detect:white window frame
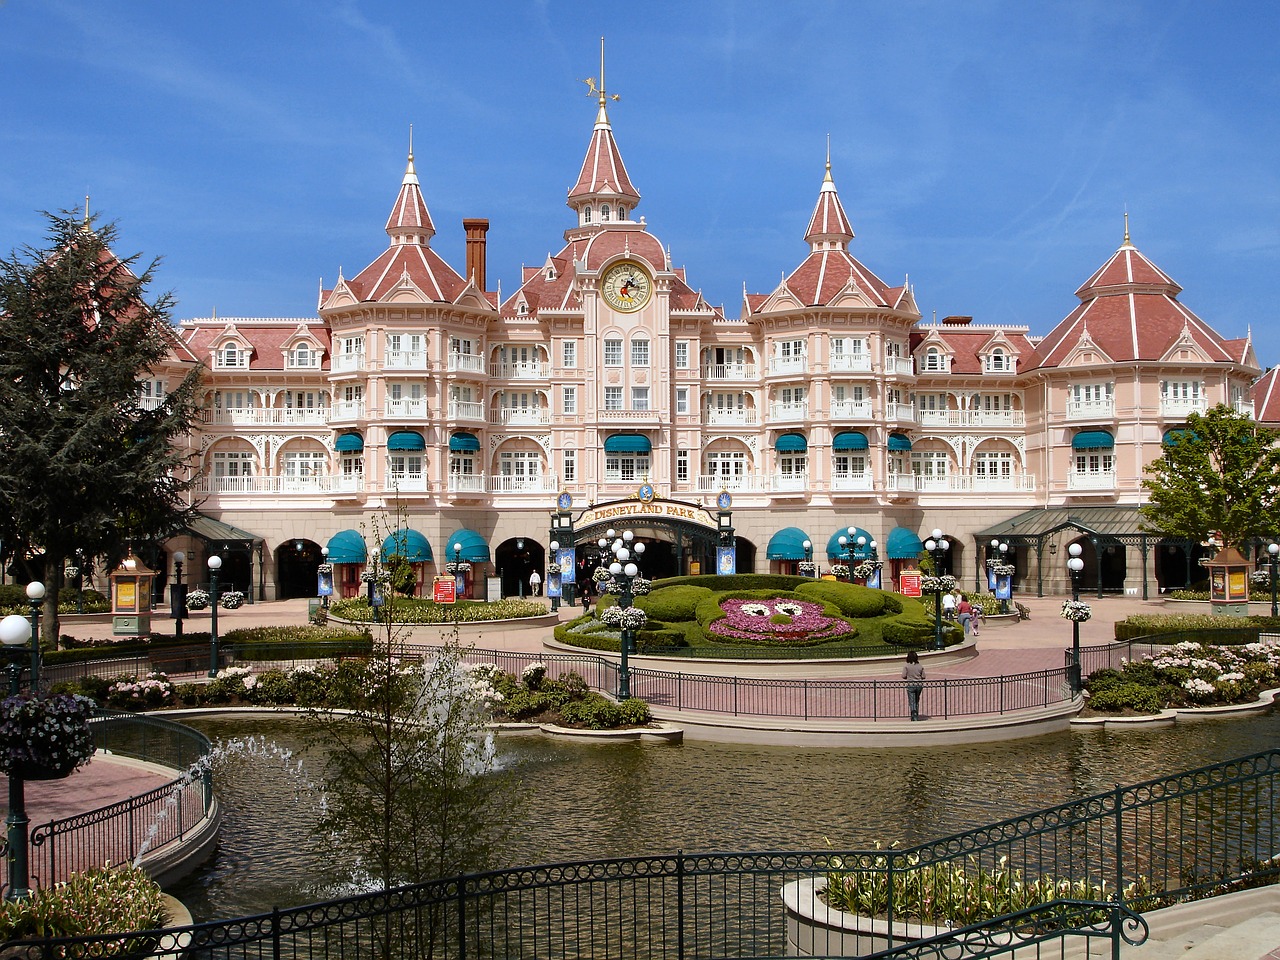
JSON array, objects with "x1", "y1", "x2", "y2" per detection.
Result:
[{"x1": 604, "y1": 338, "x2": 623, "y2": 367}]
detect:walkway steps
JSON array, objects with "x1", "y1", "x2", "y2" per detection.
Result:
[{"x1": 1109, "y1": 886, "x2": 1280, "y2": 959}]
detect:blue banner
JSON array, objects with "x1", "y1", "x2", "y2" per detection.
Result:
[
  {"x1": 717, "y1": 546, "x2": 737, "y2": 575},
  {"x1": 995, "y1": 574, "x2": 1012, "y2": 601},
  {"x1": 317, "y1": 570, "x2": 333, "y2": 597},
  {"x1": 547, "y1": 573, "x2": 562, "y2": 598},
  {"x1": 987, "y1": 568, "x2": 997, "y2": 591},
  {"x1": 557, "y1": 548, "x2": 576, "y2": 583},
  {"x1": 867, "y1": 568, "x2": 882, "y2": 590}
]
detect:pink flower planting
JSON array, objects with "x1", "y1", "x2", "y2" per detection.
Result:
[{"x1": 708, "y1": 597, "x2": 849, "y2": 644}]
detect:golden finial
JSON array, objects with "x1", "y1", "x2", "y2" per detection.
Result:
[
  {"x1": 408, "y1": 123, "x2": 414, "y2": 162},
  {"x1": 584, "y1": 38, "x2": 620, "y2": 120},
  {"x1": 1123, "y1": 209, "x2": 1130, "y2": 245},
  {"x1": 824, "y1": 135, "x2": 833, "y2": 183},
  {"x1": 83, "y1": 195, "x2": 90, "y2": 224}
]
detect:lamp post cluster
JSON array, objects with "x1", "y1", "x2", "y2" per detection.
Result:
[
  {"x1": 835, "y1": 528, "x2": 879, "y2": 582},
  {"x1": 599, "y1": 528, "x2": 646, "y2": 700},
  {"x1": 1067, "y1": 543, "x2": 1085, "y2": 692},
  {"x1": 0, "y1": 580, "x2": 46, "y2": 901},
  {"x1": 989, "y1": 538, "x2": 1011, "y2": 613},
  {"x1": 924, "y1": 528, "x2": 950, "y2": 650}
]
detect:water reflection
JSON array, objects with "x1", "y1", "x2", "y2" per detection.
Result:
[{"x1": 171, "y1": 711, "x2": 1280, "y2": 920}]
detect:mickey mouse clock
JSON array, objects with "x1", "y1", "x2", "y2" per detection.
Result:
[{"x1": 600, "y1": 260, "x2": 653, "y2": 313}]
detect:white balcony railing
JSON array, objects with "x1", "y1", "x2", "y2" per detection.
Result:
[
  {"x1": 971, "y1": 474, "x2": 1037, "y2": 492},
  {"x1": 198, "y1": 475, "x2": 334, "y2": 495},
  {"x1": 917, "y1": 359, "x2": 951, "y2": 375},
  {"x1": 1234, "y1": 400, "x2": 1256, "y2": 418},
  {"x1": 703, "y1": 364, "x2": 757, "y2": 380},
  {"x1": 884, "y1": 356, "x2": 915, "y2": 376},
  {"x1": 916, "y1": 409, "x2": 955, "y2": 428},
  {"x1": 448, "y1": 475, "x2": 486, "y2": 494},
  {"x1": 1067, "y1": 470, "x2": 1117, "y2": 490},
  {"x1": 885, "y1": 402, "x2": 915, "y2": 421},
  {"x1": 771, "y1": 472, "x2": 809, "y2": 493},
  {"x1": 767, "y1": 356, "x2": 808, "y2": 376},
  {"x1": 696, "y1": 474, "x2": 763, "y2": 493},
  {"x1": 830, "y1": 354, "x2": 873, "y2": 373},
  {"x1": 599, "y1": 409, "x2": 661, "y2": 422},
  {"x1": 1066, "y1": 399, "x2": 1115, "y2": 420},
  {"x1": 768, "y1": 402, "x2": 809, "y2": 420},
  {"x1": 968, "y1": 409, "x2": 1026, "y2": 428},
  {"x1": 387, "y1": 472, "x2": 429, "y2": 492},
  {"x1": 448, "y1": 401, "x2": 485, "y2": 421},
  {"x1": 335, "y1": 475, "x2": 364, "y2": 493},
  {"x1": 448, "y1": 353, "x2": 486, "y2": 374},
  {"x1": 489, "y1": 361, "x2": 549, "y2": 379},
  {"x1": 385, "y1": 399, "x2": 429, "y2": 419},
  {"x1": 885, "y1": 474, "x2": 917, "y2": 493},
  {"x1": 490, "y1": 475, "x2": 556, "y2": 494},
  {"x1": 705, "y1": 409, "x2": 758, "y2": 426},
  {"x1": 385, "y1": 350, "x2": 428, "y2": 370},
  {"x1": 212, "y1": 355, "x2": 250, "y2": 370},
  {"x1": 330, "y1": 401, "x2": 366, "y2": 420},
  {"x1": 201, "y1": 407, "x2": 329, "y2": 426},
  {"x1": 333, "y1": 352, "x2": 365, "y2": 372},
  {"x1": 489, "y1": 408, "x2": 551, "y2": 426},
  {"x1": 1160, "y1": 397, "x2": 1207, "y2": 418},
  {"x1": 138, "y1": 395, "x2": 165, "y2": 411},
  {"x1": 830, "y1": 400, "x2": 874, "y2": 419},
  {"x1": 831, "y1": 470, "x2": 874, "y2": 491}
]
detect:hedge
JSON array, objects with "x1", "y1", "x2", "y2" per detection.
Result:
[
  {"x1": 1113, "y1": 614, "x2": 1280, "y2": 643},
  {"x1": 636, "y1": 585, "x2": 714, "y2": 622},
  {"x1": 793, "y1": 580, "x2": 887, "y2": 617}
]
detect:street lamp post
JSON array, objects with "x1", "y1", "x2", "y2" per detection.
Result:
[
  {"x1": 989, "y1": 538, "x2": 1011, "y2": 613},
  {"x1": 549, "y1": 540, "x2": 561, "y2": 612},
  {"x1": 607, "y1": 529, "x2": 646, "y2": 700},
  {"x1": 24, "y1": 582, "x2": 44, "y2": 694},
  {"x1": 1269, "y1": 543, "x2": 1279, "y2": 618},
  {"x1": 172, "y1": 551, "x2": 186, "y2": 639},
  {"x1": 367, "y1": 547, "x2": 382, "y2": 621},
  {"x1": 837, "y1": 535, "x2": 849, "y2": 579},
  {"x1": 320, "y1": 547, "x2": 330, "y2": 609},
  {"x1": 207, "y1": 556, "x2": 222, "y2": 677},
  {"x1": 1067, "y1": 543, "x2": 1085, "y2": 693},
  {"x1": 925, "y1": 529, "x2": 950, "y2": 650},
  {"x1": 802, "y1": 538, "x2": 813, "y2": 578},
  {"x1": 0, "y1": 613, "x2": 36, "y2": 900}
]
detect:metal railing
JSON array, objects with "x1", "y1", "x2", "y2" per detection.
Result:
[
  {"x1": 14, "y1": 749, "x2": 1280, "y2": 959},
  {"x1": 1075, "y1": 629, "x2": 1280, "y2": 678},
  {"x1": 21, "y1": 713, "x2": 214, "y2": 892}
]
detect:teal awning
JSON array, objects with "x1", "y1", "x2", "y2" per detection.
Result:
[
  {"x1": 1073, "y1": 430, "x2": 1114, "y2": 450},
  {"x1": 775, "y1": 432, "x2": 808, "y2": 452},
  {"x1": 449, "y1": 432, "x2": 480, "y2": 452},
  {"x1": 832, "y1": 431, "x2": 869, "y2": 451},
  {"x1": 886, "y1": 526, "x2": 924, "y2": 560},
  {"x1": 382, "y1": 529, "x2": 433, "y2": 563},
  {"x1": 1163, "y1": 429, "x2": 1197, "y2": 446},
  {"x1": 446, "y1": 529, "x2": 490, "y2": 563},
  {"x1": 604, "y1": 433, "x2": 652, "y2": 454},
  {"x1": 766, "y1": 526, "x2": 813, "y2": 560},
  {"x1": 387, "y1": 430, "x2": 425, "y2": 451},
  {"x1": 326, "y1": 529, "x2": 366, "y2": 564},
  {"x1": 334, "y1": 432, "x2": 364, "y2": 452},
  {"x1": 887, "y1": 433, "x2": 913, "y2": 452},
  {"x1": 827, "y1": 526, "x2": 874, "y2": 560}
]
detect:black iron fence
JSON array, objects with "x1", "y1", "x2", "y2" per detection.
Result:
[
  {"x1": 20, "y1": 713, "x2": 214, "y2": 891},
  {"x1": 1074, "y1": 630, "x2": 1280, "y2": 678},
  {"x1": 7, "y1": 749, "x2": 1279, "y2": 960}
]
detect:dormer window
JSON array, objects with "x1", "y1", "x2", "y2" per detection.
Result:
[
  {"x1": 985, "y1": 348, "x2": 1016, "y2": 373},
  {"x1": 601, "y1": 204, "x2": 611, "y2": 221},
  {"x1": 517, "y1": 300, "x2": 528, "y2": 316},
  {"x1": 287, "y1": 342, "x2": 319, "y2": 369},
  {"x1": 921, "y1": 346, "x2": 948, "y2": 372},
  {"x1": 583, "y1": 207, "x2": 592, "y2": 224},
  {"x1": 216, "y1": 341, "x2": 248, "y2": 369}
]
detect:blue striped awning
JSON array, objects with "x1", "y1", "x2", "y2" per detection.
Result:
[
  {"x1": 887, "y1": 433, "x2": 913, "y2": 452},
  {"x1": 775, "y1": 433, "x2": 808, "y2": 453},
  {"x1": 886, "y1": 526, "x2": 924, "y2": 560},
  {"x1": 604, "y1": 434, "x2": 651, "y2": 454},
  {"x1": 446, "y1": 529, "x2": 491, "y2": 563},
  {"x1": 326, "y1": 529, "x2": 367, "y2": 564},
  {"x1": 386, "y1": 430, "x2": 425, "y2": 451},
  {"x1": 827, "y1": 526, "x2": 874, "y2": 560},
  {"x1": 1073, "y1": 430, "x2": 1114, "y2": 450},
  {"x1": 832, "y1": 431, "x2": 869, "y2": 451},
  {"x1": 382, "y1": 529, "x2": 433, "y2": 563},
  {"x1": 766, "y1": 526, "x2": 812, "y2": 560},
  {"x1": 334, "y1": 432, "x2": 364, "y2": 452},
  {"x1": 449, "y1": 432, "x2": 480, "y2": 452}
]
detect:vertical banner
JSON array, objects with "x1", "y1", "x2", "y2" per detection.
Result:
[
  {"x1": 317, "y1": 569, "x2": 334, "y2": 597},
  {"x1": 867, "y1": 568, "x2": 882, "y2": 590},
  {"x1": 557, "y1": 547, "x2": 576, "y2": 583},
  {"x1": 717, "y1": 546, "x2": 736, "y2": 575},
  {"x1": 987, "y1": 568, "x2": 997, "y2": 591},
  {"x1": 547, "y1": 573, "x2": 562, "y2": 598},
  {"x1": 995, "y1": 574, "x2": 1012, "y2": 601}
]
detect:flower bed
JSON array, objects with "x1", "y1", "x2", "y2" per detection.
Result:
[
  {"x1": 1085, "y1": 638, "x2": 1280, "y2": 712},
  {"x1": 0, "y1": 692, "x2": 96, "y2": 779},
  {"x1": 706, "y1": 597, "x2": 852, "y2": 645}
]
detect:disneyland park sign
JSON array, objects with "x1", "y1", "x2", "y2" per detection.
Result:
[{"x1": 576, "y1": 498, "x2": 720, "y2": 532}]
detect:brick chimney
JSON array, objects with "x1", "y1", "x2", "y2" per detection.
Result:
[{"x1": 463, "y1": 218, "x2": 489, "y2": 292}]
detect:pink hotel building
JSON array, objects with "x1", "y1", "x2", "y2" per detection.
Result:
[{"x1": 155, "y1": 83, "x2": 1275, "y2": 604}]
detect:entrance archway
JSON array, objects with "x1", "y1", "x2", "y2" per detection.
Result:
[
  {"x1": 495, "y1": 538, "x2": 544, "y2": 598},
  {"x1": 276, "y1": 538, "x2": 323, "y2": 599}
]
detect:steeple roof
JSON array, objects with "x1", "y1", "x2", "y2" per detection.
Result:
[
  {"x1": 567, "y1": 42, "x2": 639, "y2": 210},
  {"x1": 804, "y1": 152, "x2": 854, "y2": 246},
  {"x1": 384, "y1": 148, "x2": 435, "y2": 242}
]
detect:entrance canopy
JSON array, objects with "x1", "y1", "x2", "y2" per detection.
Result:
[
  {"x1": 326, "y1": 529, "x2": 367, "y2": 564},
  {"x1": 446, "y1": 529, "x2": 491, "y2": 563},
  {"x1": 604, "y1": 434, "x2": 651, "y2": 454},
  {"x1": 886, "y1": 527, "x2": 923, "y2": 560},
  {"x1": 766, "y1": 527, "x2": 811, "y2": 560},
  {"x1": 184, "y1": 513, "x2": 264, "y2": 549},
  {"x1": 827, "y1": 527, "x2": 874, "y2": 560},
  {"x1": 382, "y1": 529, "x2": 433, "y2": 563}
]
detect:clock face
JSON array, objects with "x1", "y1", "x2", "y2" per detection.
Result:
[{"x1": 600, "y1": 261, "x2": 653, "y2": 313}]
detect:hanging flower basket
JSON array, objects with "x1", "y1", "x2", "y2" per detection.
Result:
[
  {"x1": 600, "y1": 605, "x2": 648, "y2": 631},
  {"x1": 797, "y1": 561, "x2": 818, "y2": 575},
  {"x1": 360, "y1": 570, "x2": 391, "y2": 585},
  {"x1": 0, "y1": 693, "x2": 96, "y2": 780},
  {"x1": 63, "y1": 565, "x2": 80, "y2": 580},
  {"x1": 184, "y1": 589, "x2": 210, "y2": 611},
  {"x1": 316, "y1": 563, "x2": 333, "y2": 575},
  {"x1": 592, "y1": 566, "x2": 612, "y2": 584},
  {"x1": 921, "y1": 575, "x2": 957, "y2": 594},
  {"x1": 852, "y1": 559, "x2": 883, "y2": 580},
  {"x1": 830, "y1": 563, "x2": 850, "y2": 579},
  {"x1": 220, "y1": 591, "x2": 246, "y2": 610},
  {"x1": 1060, "y1": 599, "x2": 1092, "y2": 622},
  {"x1": 987, "y1": 562, "x2": 1016, "y2": 577},
  {"x1": 446, "y1": 561, "x2": 472, "y2": 574}
]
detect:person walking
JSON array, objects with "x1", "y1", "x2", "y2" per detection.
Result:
[
  {"x1": 958, "y1": 596, "x2": 975, "y2": 636},
  {"x1": 903, "y1": 650, "x2": 925, "y2": 721},
  {"x1": 529, "y1": 570, "x2": 542, "y2": 597}
]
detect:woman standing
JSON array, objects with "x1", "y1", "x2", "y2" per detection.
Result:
[{"x1": 903, "y1": 650, "x2": 925, "y2": 721}]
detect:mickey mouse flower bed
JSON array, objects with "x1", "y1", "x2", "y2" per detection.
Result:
[{"x1": 709, "y1": 598, "x2": 851, "y2": 644}]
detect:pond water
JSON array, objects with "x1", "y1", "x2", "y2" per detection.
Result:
[{"x1": 169, "y1": 711, "x2": 1280, "y2": 921}]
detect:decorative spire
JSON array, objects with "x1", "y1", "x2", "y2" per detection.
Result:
[
  {"x1": 384, "y1": 136, "x2": 436, "y2": 244},
  {"x1": 568, "y1": 38, "x2": 639, "y2": 215},
  {"x1": 804, "y1": 148, "x2": 854, "y2": 248},
  {"x1": 1123, "y1": 209, "x2": 1132, "y2": 247}
]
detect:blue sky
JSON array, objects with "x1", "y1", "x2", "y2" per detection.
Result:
[{"x1": 3, "y1": 1, "x2": 1278, "y2": 363}]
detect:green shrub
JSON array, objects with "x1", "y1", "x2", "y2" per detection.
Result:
[
  {"x1": 502, "y1": 690, "x2": 555, "y2": 721},
  {"x1": 654, "y1": 574, "x2": 810, "y2": 592},
  {"x1": 0, "y1": 863, "x2": 168, "y2": 942},
  {"x1": 249, "y1": 669, "x2": 295, "y2": 705},
  {"x1": 794, "y1": 580, "x2": 887, "y2": 617},
  {"x1": 1113, "y1": 615, "x2": 1280, "y2": 643},
  {"x1": 637, "y1": 584, "x2": 714, "y2": 621},
  {"x1": 882, "y1": 594, "x2": 903, "y2": 614},
  {"x1": 1087, "y1": 683, "x2": 1166, "y2": 714},
  {"x1": 558, "y1": 694, "x2": 651, "y2": 729},
  {"x1": 881, "y1": 619, "x2": 938, "y2": 648}
]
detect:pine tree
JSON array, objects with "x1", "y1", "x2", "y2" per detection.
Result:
[{"x1": 0, "y1": 208, "x2": 202, "y2": 641}]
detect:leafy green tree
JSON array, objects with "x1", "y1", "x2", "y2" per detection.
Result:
[
  {"x1": 0, "y1": 213, "x2": 199, "y2": 642},
  {"x1": 1141, "y1": 405, "x2": 1280, "y2": 549},
  {"x1": 0, "y1": 209, "x2": 201, "y2": 641}
]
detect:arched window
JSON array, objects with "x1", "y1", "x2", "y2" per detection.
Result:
[
  {"x1": 601, "y1": 204, "x2": 611, "y2": 221},
  {"x1": 583, "y1": 207, "x2": 592, "y2": 224},
  {"x1": 987, "y1": 348, "x2": 1007, "y2": 372},
  {"x1": 923, "y1": 346, "x2": 946, "y2": 372},
  {"x1": 618, "y1": 206, "x2": 627, "y2": 220}
]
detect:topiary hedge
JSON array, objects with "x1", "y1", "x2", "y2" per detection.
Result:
[
  {"x1": 636, "y1": 584, "x2": 714, "y2": 621},
  {"x1": 654, "y1": 574, "x2": 811, "y2": 593},
  {"x1": 1114, "y1": 615, "x2": 1280, "y2": 643},
  {"x1": 793, "y1": 580, "x2": 887, "y2": 617}
]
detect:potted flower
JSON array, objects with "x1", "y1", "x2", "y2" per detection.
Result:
[
  {"x1": 184, "y1": 588, "x2": 210, "y2": 611},
  {"x1": 1060, "y1": 599, "x2": 1092, "y2": 622},
  {"x1": 0, "y1": 693, "x2": 96, "y2": 780},
  {"x1": 220, "y1": 590, "x2": 246, "y2": 610}
]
